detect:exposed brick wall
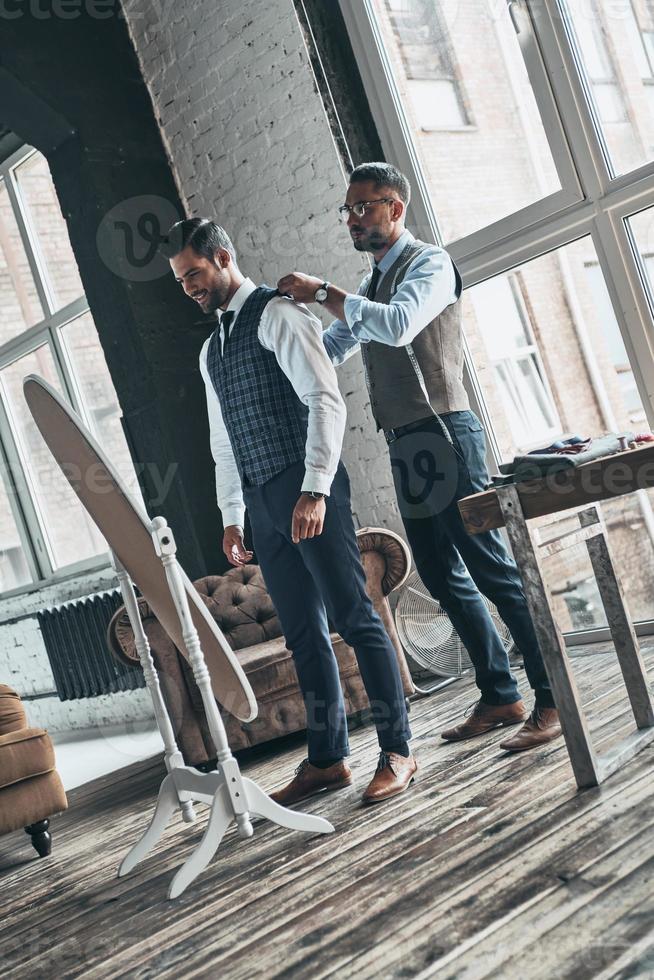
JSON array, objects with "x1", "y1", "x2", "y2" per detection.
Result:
[{"x1": 120, "y1": 0, "x2": 405, "y2": 534}]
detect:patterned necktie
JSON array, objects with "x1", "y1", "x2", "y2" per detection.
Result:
[
  {"x1": 366, "y1": 265, "x2": 381, "y2": 300},
  {"x1": 220, "y1": 310, "x2": 235, "y2": 356}
]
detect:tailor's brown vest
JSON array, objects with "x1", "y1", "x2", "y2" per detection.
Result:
[{"x1": 361, "y1": 238, "x2": 469, "y2": 431}]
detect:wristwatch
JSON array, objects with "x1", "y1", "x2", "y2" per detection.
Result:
[
  {"x1": 314, "y1": 281, "x2": 330, "y2": 304},
  {"x1": 305, "y1": 490, "x2": 326, "y2": 500}
]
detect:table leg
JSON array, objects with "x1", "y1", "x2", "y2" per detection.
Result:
[
  {"x1": 496, "y1": 485, "x2": 601, "y2": 788},
  {"x1": 579, "y1": 508, "x2": 654, "y2": 730}
]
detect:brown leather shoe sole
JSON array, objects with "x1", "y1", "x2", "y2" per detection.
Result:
[
  {"x1": 441, "y1": 714, "x2": 527, "y2": 743},
  {"x1": 270, "y1": 775, "x2": 354, "y2": 807}
]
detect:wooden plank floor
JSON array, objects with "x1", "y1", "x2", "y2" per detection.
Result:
[{"x1": 2, "y1": 642, "x2": 654, "y2": 980}]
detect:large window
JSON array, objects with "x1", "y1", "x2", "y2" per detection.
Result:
[
  {"x1": 0, "y1": 147, "x2": 138, "y2": 594},
  {"x1": 370, "y1": 0, "x2": 566, "y2": 244},
  {"x1": 563, "y1": 0, "x2": 654, "y2": 174},
  {"x1": 340, "y1": 0, "x2": 654, "y2": 634}
]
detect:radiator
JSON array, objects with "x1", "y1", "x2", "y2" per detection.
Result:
[{"x1": 37, "y1": 589, "x2": 146, "y2": 701}]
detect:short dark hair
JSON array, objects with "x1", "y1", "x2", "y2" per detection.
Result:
[
  {"x1": 349, "y1": 162, "x2": 411, "y2": 204},
  {"x1": 160, "y1": 217, "x2": 237, "y2": 262}
]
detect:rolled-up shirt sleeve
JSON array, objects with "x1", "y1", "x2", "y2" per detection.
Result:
[
  {"x1": 322, "y1": 316, "x2": 362, "y2": 366},
  {"x1": 199, "y1": 337, "x2": 246, "y2": 529},
  {"x1": 260, "y1": 297, "x2": 346, "y2": 496},
  {"x1": 343, "y1": 247, "x2": 458, "y2": 347}
]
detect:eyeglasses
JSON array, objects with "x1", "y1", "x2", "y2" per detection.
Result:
[{"x1": 338, "y1": 198, "x2": 396, "y2": 221}]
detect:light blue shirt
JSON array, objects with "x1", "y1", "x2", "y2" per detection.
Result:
[{"x1": 323, "y1": 229, "x2": 460, "y2": 365}]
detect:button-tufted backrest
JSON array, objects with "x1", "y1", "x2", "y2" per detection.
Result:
[{"x1": 193, "y1": 565, "x2": 282, "y2": 650}]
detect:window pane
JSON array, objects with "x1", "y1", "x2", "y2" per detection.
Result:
[
  {"x1": 644, "y1": 29, "x2": 654, "y2": 69},
  {"x1": 493, "y1": 357, "x2": 559, "y2": 446},
  {"x1": 13, "y1": 152, "x2": 84, "y2": 312},
  {"x1": 583, "y1": 261, "x2": 646, "y2": 422},
  {"x1": 371, "y1": 0, "x2": 561, "y2": 242},
  {"x1": 628, "y1": 202, "x2": 654, "y2": 289},
  {"x1": 0, "y1": 471, "x2": 32, "y2": 591},
  {"x1": 0, "y1": 345, "x2": 107, "y2": 570},
  {"x1": 408, "y1": 79, "x2": 465, "y2": 130},
  {"x1": 469, "y1": 276, "x2": 531, "y2": 355},
  {"x1": 60, "y1": 311, "x2": 142, "y2": 501},
  {"x1": 0, "y1": 179, "x2": 42, "y2": 341},
  {"x1": 562, "y1": 0, "x2": 654, "y2": 176},
  {"x1": 465, "y1": 236, "x2": 654, "y2": 625},
  {"x1": 626, "y1": 205, "x2": 654, "y2": 415},
  {"x1": 592, "y1": 82, "x2": 627, "y2": 124}
]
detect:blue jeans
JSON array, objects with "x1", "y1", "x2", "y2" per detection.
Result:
[
  {"x1": 389, "y1": 411, "x2": 554, "y2": 708},
  {"x1": 243, "y1": 460, "x2": 411, "y2": 761}
]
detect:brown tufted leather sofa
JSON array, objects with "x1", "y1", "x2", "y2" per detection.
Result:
[
  {"x1": 107, "y1": 527, "x2": 414, "y2": 762},
  {"x1": 0, "y1": 685, "x2": 68, "y2": 856}
]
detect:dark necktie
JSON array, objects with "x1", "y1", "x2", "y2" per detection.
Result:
[
  {"x1": 366, "y1": 265, "x2": 381, "y2": 300},
  {"x1": 220, "y1": 310, "x2": 235, "y2": 356}
]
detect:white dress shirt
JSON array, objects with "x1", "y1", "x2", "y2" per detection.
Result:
[
  {"x1": 322, "y1": 229, "x2": 459, "y2": 365},
  {"x1": 199, "y1": 278, "x2": 346, "y2": 529}
]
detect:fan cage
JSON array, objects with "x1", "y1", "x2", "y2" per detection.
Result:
[{"x1": 395, "y1": 570, "x2": 513, "y2": 679}]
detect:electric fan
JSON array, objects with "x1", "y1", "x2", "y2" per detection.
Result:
[{"x1": 395, "y1": 570, "x2": 513, "y2": 693}]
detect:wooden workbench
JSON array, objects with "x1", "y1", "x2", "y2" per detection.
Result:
[{"x1": 458, "y1": 441, "x2": 654, "y2": 535}]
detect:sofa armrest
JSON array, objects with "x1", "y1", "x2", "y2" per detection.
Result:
[
  {"x1": 356, "y1": 527, "x2": 415, "y2": 696},
  {"x1": 106, "y1": 597, "x2": 153, "y2": 668},
  {"x1": 356, "y1": 527, "x2": 412, "y2": 595},
  {"x1": 0, "y1": 685, "x2": 27, "y2": 735}
]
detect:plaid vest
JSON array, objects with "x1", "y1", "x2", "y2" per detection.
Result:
[{"x1": 207, "y1": 286, "x2": 308, "y2": 486}]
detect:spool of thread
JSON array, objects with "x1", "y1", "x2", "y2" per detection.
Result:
[{"x1": 618, "y1": 435, "x2": 628, "y2": 451}]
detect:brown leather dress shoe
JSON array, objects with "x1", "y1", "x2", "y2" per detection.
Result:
[
  {"x1": 362, "y1": 751, "x2": 417, "y2": 804},
  {"x1": 441, "y1": 698, "x2": 529, "y2": 741},
  {"x1": 270, "y1": 759, "x2": 353, "y2": 806},
  {"x1": 499, "y1": 707, "x2": 562, "y2": 752}
]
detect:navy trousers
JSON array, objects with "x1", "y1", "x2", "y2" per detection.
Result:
[
  {"x1": 243, "y1": 460, "x2": 411, "y2": 761},
  {"x1": 389, "y1": 410, "x2": 554, "y2": 708}
]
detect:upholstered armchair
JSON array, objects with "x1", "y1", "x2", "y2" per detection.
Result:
[
  {"x1": 107, "y1": 526, "x2": 414, "y2": 764},
  {"x1": 0, "y1": 685, "x2": 68, "y2": 856}
]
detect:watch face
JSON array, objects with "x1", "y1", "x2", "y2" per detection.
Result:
[{"x1": 315, "y1": 285, "x2": 328, "y2": 302}]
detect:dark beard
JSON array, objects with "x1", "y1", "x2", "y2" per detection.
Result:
[
  {"x1": 202, "y1": 289, "x2": 227, "y2": 316},
  {"x1": 203, "y1": 287, "x2": 224, "y2": 314},
  {"x1": 351, "y1": 229, "x2": 388, "y2": 253}
]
